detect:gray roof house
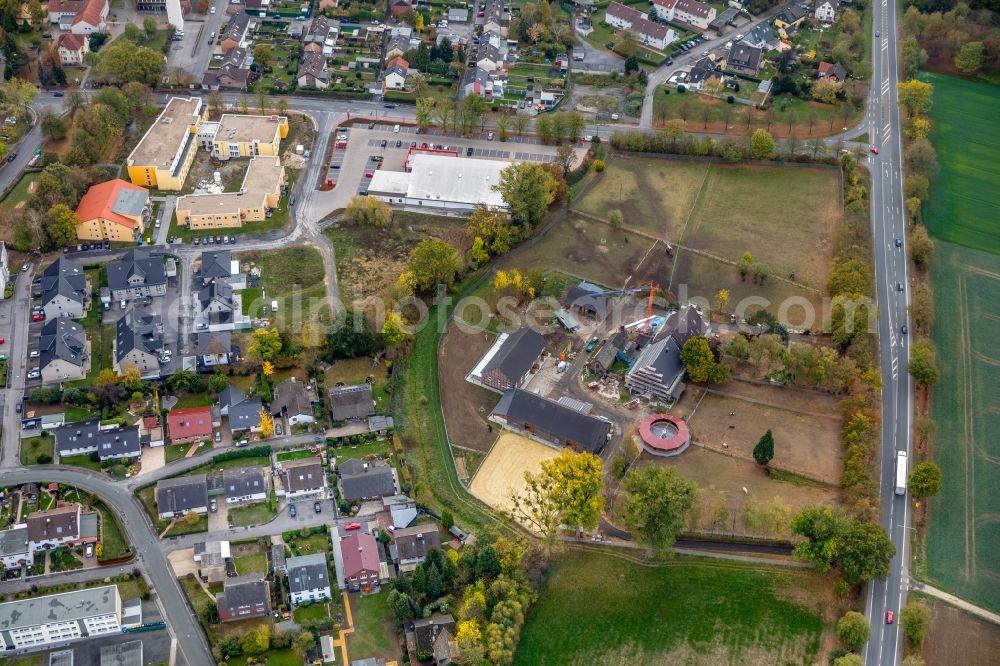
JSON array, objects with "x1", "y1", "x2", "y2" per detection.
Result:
[
  {"x1": 447, "y1": 7, "x2": 468, "y2": 21},
  {"x1": 200, "y1": 250, "x2": 233, "y2": 285},
  {"x1": 298, "y1": 51, "x2": 331, "y2": 89},
  {"x1": 155, "y1": 475, "x2": 209, "y2": 519},
  {"x1": 198, "y1": 330, "x2": 232, "y2": 367},
  {"x1": 38, "y1": 317, "x2": 88, "y2": 385},
  {"x1": 271, "y1": 543, "x2": 287, "y2": 573},
  {"x1": 392, "y1": 524, "x2": 440, "y2": 571},
  {"x1": 54, "y1": 419, "x2": 142, "y2": 461},
  {"x1": 219, "y1": 386, "x2": 263, "y2": 433},
  {"x1": 740, "y1": 23, "x2": 780, "y2": 51},
  {"x1": 286, "y1": 552, "x2": 331, "y2": 605},
  {"x1": 114, "y1": 310, "x2": 162, "y2": 378},
  {"x1": 0, "y1": 526, "x2": 32, "y2": 568},
  {"x1": 329, "y1": 383, "x2": 376, "y2": 422},
  {"x1": 490, "y1": 389, "x2": 611, "y2": 453},
  {"x1": 40, "y1": 257, "x2": 88, "y2": 320},
  {"x1": 726, "y1": 43, "x2": 763, "y2": 75},
  {"x1": 216, "y1": 574, "x2": 271, "y2": 622},
  {"x1": 281, "y1": 457, "x2": 326, "y2": 497},
  {"x1": 222, "y1": 466, "x2": 268, "y2": 503},
  {"x1": 107, "y1": 249, "x2": 167, "y2": 301},
  {"x1": 475, "y1": 328, "x2": 545, "y2": 393},
  {"x1": 411, "y1": 614, "x2": 458, "y2": 666},
  {"x1": 338, "y1": 458, "x2": 396, "y2": 501},
  {"x1": 625, "y1": 336, "x2": 684, "y2": 402},
  {"x1": 562, "y1": 281, "x2": 611, "y2": 318},
  {"x1": 199, "y1": 280, "x2": 237, "y2": 325},
  {"x1": 271, "y1": 377, "x2": 316, "y2": 425}
]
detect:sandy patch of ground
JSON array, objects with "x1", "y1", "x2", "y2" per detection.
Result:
[{"x1": 469, "y1": 431, "x2": 560, "y2": 516}]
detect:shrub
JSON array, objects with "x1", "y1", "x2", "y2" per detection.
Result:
[
  {"x1": 727, "y1": 95, "x2": 735, "y2": 104},
  {"x1": 593, "y1": 159, "x2": 605, "y2": 172},
  {"x1": 36, "y1": 454, "x2": 52, "y2": 465}
]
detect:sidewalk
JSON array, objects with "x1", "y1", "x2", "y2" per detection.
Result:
[{"x1": 909, "y1": 580, "x2": 1000, "y2": 625}]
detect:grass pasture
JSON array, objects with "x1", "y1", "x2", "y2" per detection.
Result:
[
  {"x1": 922, "y1": 72, "x2": 1000, "y2": 255},
  {"x1": 515, "y1": 549, "x2": 828, "y2": 665},
  {"x1": 346, "y1": 590, "x2": 396, "y2": 662},
  {"x1": 570, "y1": 157, "x2": 838, "y2": 312},
  {"x1": 239, "y1": 245, "x2": 330, "y2": 327},
  {"x1": 925, "y1": 241, "x2": 1000, "y2": 612}
]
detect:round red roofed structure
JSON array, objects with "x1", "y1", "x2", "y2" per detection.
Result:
[{"x1": 638, "y1": 414, "x2": 691, "y2": 457}]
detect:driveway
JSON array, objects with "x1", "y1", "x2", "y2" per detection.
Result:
[
  {"x1": 208, "y1": 502, "x2": 229, "y2": 532},
  {"x1": 141, "y1": 444, "x2": 166, "y2": 475}
]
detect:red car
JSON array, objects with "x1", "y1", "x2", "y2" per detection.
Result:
[
  {"x1": 364, "y1": 171, "x2": 373, "y2": 178},
  {"x1": 870, "y1": 146, "x2": 879, "y2": 155},
  {"x1": 885, "y1": 610, "x2": 894, "y2": 624},
  {"x1": 344, "y1": 522, "x2": 361, "y2": 531},
  {"x1": 0, "y1": 337, "x2": 5, "y2": 344},
  {"x1": 31, "y1": 312, "x2": 44, "y2": 322}
]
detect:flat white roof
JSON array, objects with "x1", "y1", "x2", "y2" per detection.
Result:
[
  {"x1": 370, "y1": 153, "x2": 510, "y2": 208},
  {"x1": 468, "y1": 332, "x2": 509, "y2": 381},
  {"x1": 0, "y1": 585, "x2": 119, "y2": 631}
]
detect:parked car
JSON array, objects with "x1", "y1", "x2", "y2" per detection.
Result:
[
  {"x1": 29, "y1": 350, "x2": 39, "y2": 358},
  {"x1": 466, "y1": 147, "x2": 474, "y2": 156},
  {"x1": 214, "y1": 431, "x2": 222, "y2": 442},
  {"x1": 345, "y1": 522, "x2": 361, "y2": 531},
  {"x1": 368, "y1": 122, "x2": 375, "y2": 129},
  {"x1": 27, "y1": 369, "x2": 39, "y2": 379},
  {"x1": 289, "y1": 503, "x2": 297, "y2": 517},
  {"x1": 395, "y1": 139, "x2": 402, "y2": 147},
  {"x1": 209, "y1": 499, "x2": 218, "y2": 512},
  {"x1": 31, "y1": 312, "x2": 44, "y2": 322},
  {"x1": 120, "y1": 300, "x2": 127, "y2": 310},
  {"x1": 85, "y1": 544, "x2": 94, "y2": 557},
  {"x1": 15, "y1": 403, "x2": 22, "y2": 413},
  {"x1": 380, "y1": 139, "x2": 388, "y2": 147},
  {"x1": 393, "y1": 124, "x2": 400, "y2": 133},
  {"x1": 585, "y1": 336, "x2": 599, "y2": 353},
  {"x1": 313, "y1": 501, "x2": 322, "y2": 513}
]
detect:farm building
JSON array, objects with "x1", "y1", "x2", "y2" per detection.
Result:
[
  {"x1": 490, "y1": 389, "x2": 612, "y2": 453},
  {"x1": 467, "y1": 328, "x2": 546, "y2": 393}
]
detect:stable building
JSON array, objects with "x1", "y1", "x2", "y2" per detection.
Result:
[
  {"x1": 490, "y1": 389, "x2": 612, "y2": 453},
  {"x1": 468, "y1": 328, "x2": 545, "y2": 394}
]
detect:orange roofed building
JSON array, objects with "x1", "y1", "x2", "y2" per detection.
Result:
[{"x1": 75, "y1": 179, "x2": 151, "y2": 243}]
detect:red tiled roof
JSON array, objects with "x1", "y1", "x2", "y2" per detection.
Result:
[
  {"x1": 57, "y1": 33, "x2": 87, "y2": 52},
  {"x1": 71, "y1": 0, "x2": 106, "y2": 27},
  {"x1": 341, "y1": 532, "x2": 379, "y2": 577},
  {"x1": 167, "y1": 406, "x2": 214, "y2": 441},
  {"x1": 386, "y1": 56, "x2": 409, "y2": 70},
  {"x1": 75, "y1": 179, "x2": 148, "y2": 230},
  {"x1": 48, "y1": 0, "x2": 86, "y2": 15}
]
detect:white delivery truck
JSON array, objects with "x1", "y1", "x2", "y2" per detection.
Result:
[{"x1": 895, "y1": 451, "x2": 908, "y2": 495}]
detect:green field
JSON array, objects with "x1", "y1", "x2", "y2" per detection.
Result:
[
  {"x1": 514, "y1": 549, "x2": 827, "y2": 665},
  {"x1": 922, "y1": 72, "x2": 1000, "y2": 255},
  {"x1": 346, "y1": 590, "x2": 394, "y2": 661},
  {"x1": 238, "y1": 245, "x2": 330, "y2": 325},
  {"x1": 19, "y1": 435, "x2": 54, "y2": 465},
  {"x1": 228, "y1": 502, "x2": 277, "y2": 528},
  {"x1": 924, "y1": 242, "x2": 1000, "y2": 612},
  {"x1": 233, "y1": 551, "x2": 268, "y2": 575}
]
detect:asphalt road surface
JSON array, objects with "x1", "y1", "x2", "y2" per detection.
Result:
[{"x1": 862, "y1": 0, "x2": 913, "y2": 663}]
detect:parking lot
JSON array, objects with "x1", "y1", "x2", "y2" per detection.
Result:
[{"x1": 323, "y1": 123, "x2": 585, "y2": 203}]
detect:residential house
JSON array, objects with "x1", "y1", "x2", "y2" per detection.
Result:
[
  {"x1": 481, "y1": 0, "x2": 508, "y2": 36},
  {"x1": 167, "y1": 406, "x2": 215, "y2": 444},
  {"x1": 818, "y1": 61, "x2": 848, "y2": 82},
  {"x1": 69, "y1": 0, "x2": 107, "y2": 33},
  {"x1": 56, "y1": 33, "x2": 88, "y2": 65},
  {"x1": 298, "y1": 51, "x2": 331, "y2": 89},
  {"x1": 382, "y1": 56, "x2": 409, "y2": 90},
  {"x1": 773, "y1": 5, "x2": 807, "y2": 39},
  {"x1": 286, "y1": 553, "x2": 332, "y2": 605},
  {"x1": 219, "y1": 386, "x2": 263, "y2": 434},
  {"x1": 155, "y1": 475, "x2": 209, "y2": 519},
  {"x1": 651, "y1": 0, "x2": 716, "y2": 30},
  {"x1": 389, "y1": 0, "x2": 410, "y2": 17},
  {"x1": 0, "y1": 527, "x2": 33, "y2": 569},
  {"x1": 341, "y1": 532, "x2": 380, "y2": 592},
  {"x1": 385, "y1": 34, "x2": 410, "y2": 61},
  {"x1": 281, "y1": 457, "x2": 327, "y2": 498},
  {"x1": 140, "y1": 415, "x2": 164, "y2": 448},
  {"x1": 216, "y1": 575, "x2": 271, "y2": 622},
  {"x1": 490, "y1": 389, "x2": 612, "y2": 454},
  {"x1": 338, "y1": 459, "x2": 396, "y2": 502},
  {"x1": 625, "y1": 304, "x2": 708, "y2": 402},
  {"x1": 740, "y1": 23, "x2": 780, "y2": 51},
  {"x1": 447, "y1": 6, "x2": 467, "y2": 21},
  {"x1": 476, "y1": 41, "x2": 502, "y2": 72},
  {"x1": 198, "y1": 331, "x2": 232, "y2": 367},
  {"x1": 193, "y1": 540, "x2": 231, "y2": 583},
  {"x1": 199, "y1": 280, "x2": 237, "y2": 326},
  {"x1": 222, "y1": 467, "x2": 268, "y2": 504},
  {"x1": 113, "y1": 310, "x2": 163, "y2": 378},
  {"x1": 271, "y1": 377, "x2": 316, "y2": 426},
  {"x1": 25, "y1": 504, "x2": 85, "y2": 549},
  {"x1": 75, "y1": 179, "x2": 150, "y2": 243},
  {"x1": 328, "y1": 383, "x2": 376, "y2": 422},
  {"x1": 470, "y1": 328, "x2": 545, "y2": 393},
  {"x1": 686, "y1": 55, "x2": 722, "y2": 90},
  {"x1": 392, "y1": 524, "x2": 440, "y2": 572},
  {"x1": 726, "y1": 43, "x2": 763, "y2": 75},
  {"x1": 175, "y1": 156, "x2": 285, "y2": 230},
  {"x1": 0, "y1": 586, "x2": 121, "y2": 650},
  {"x1": 47, "y1": 0, "x2": 85, "y2": 27},
  {"x1": 219, "y1": 13, "x2": 252, "y2": 53},
  {"x1": 604, "y1": 2, "x2": 676, "y2": 51},
  {"x1": 39, "y1": 257, "x2": 88, "y2": 320},
  {"x1": 53, "y1": 419, "x2": 142, "y2": 461},
  {"x1": 107, "y1": 249, "x2": 167, "y2": 301},
  {"x1": 200, "y1": 250, "x2": 237, "y2": 285},
  {"x1": 271, "y1": 543, "x2": 287, "y2": 573},
  {"x1": 38, "y1": 317, "x2": 88, "y2": 384},
  {"x1": 304, "y1": 15, "x2": 331, "y2": 43},
  {"x1": 410, "y1": 614, "x2": 458, "y2": 666},
  {"x1": 202, "y1": 64, "x2": 259, "y2": 92},
  {"x1": 590, "y1": 330, "x2": 630, "y2": 376},
  {"x1": 463, "y1": 67, "x2": 505, "y2": 99},
  {"x1": 815, "y1": 0, "x2": 836, "y2": 22}
]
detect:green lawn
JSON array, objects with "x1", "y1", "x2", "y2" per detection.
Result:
[
  {"x1": 233, "y1": 551, "x2": 269, "y2": 575},
  {"x1": 228, "y1": 502, "x2": 278, "y2": 528},
  {"x1": 0, "y1": 173, "x2": 40, "y2": 211},
  {"x1": 515, "y1": 549, "x2": 827, "y2": 665},
  {"x1": 293, "y1": 602, "x2": 330, "y2": 624},
  {"x1": 329, "y1": 440, "x2": 392, "y2": 462},
  {"x1": 165, "y1": 443, "x2": 192, "y2": 463},
  {"x1": 60, "y1": 454, "x2": 103, "y2": 472},
  {"x1": 19, "y1": 435, "x2": 54, "y2": 465},
  {"x1": 229, "y1": 649, "x2": 302, "y2": 666},
  {"x1": 276, "y1": 449, "x2": 317, "y2": 462},
  {"x1": 284, "y1": 531, "x2": 330, "y2": 557},
  {"x1": 922, "y1": 72, "x2": 1000, "y2": 255},
  {"x1": 238, "y1": 244, "x2": 329, "y2": 324},
  {"x1": 346, "y1": 590, "x2": 394, "y2": 660},
  {"x1": 68, "y1": 269, "x2": 114, "y2": 389},
  {"x1": 136, "y1": 485, "x2": 169, "y2": 533},
  {"x1": 163, "y1": 514, "x2": 209, "y2": 537},
  {"x1": 97, "y1": 502, "x2": 130, "y2": 560},
  {"x1": 64, "y1": 405, "x2": 91, "y2": 422},
  {"x1": 171, "y1": 392, "x2": 215, "y2": 408}
]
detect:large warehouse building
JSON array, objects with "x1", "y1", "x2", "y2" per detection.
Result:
[{"x1": 367, "y1": 153, "x2": 509, "y2": 212}]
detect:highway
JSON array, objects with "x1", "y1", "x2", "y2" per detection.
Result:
[{"x1": 863, "y1": 0, "x2": 913, "y2": 663}]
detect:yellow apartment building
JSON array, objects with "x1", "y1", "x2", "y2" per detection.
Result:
[
  {"x1": 211, "y1": 114, "x2": 289, "y2": 161},
  {"x1": 126, "y1": 97, "x2": 205, "y2": 191},
  {"x1": 75, "y1": 179, "x2": 151, "y2": 242},
  {"x1": 175, "y1": 156, "x2": 286, "y2": 230}
]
